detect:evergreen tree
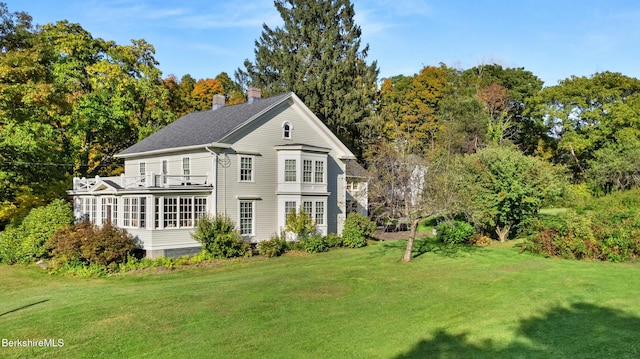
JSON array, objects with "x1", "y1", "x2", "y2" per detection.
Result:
[{"x1": 236, "y1": 0, "x2": 378, "y2": 157}]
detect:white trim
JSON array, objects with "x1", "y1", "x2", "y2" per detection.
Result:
[{"x1": 274, "y1": 144, "x2": 331, "y2": 153}]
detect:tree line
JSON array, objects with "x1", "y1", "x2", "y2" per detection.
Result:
[
  {"x1": 0, "y1": 4, "x2": 244, "y2": 226},
  {"x1": 3, "y1": 0, "x2": 640, "y2": 240}
]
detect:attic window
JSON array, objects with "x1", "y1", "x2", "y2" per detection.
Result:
[{"x1": 282, "y1": 122, "x2": 292, "y2": 139}]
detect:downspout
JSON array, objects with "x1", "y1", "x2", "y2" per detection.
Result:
[{"x1": 205, "y1": 145, "x2": 218, "y2": 216}]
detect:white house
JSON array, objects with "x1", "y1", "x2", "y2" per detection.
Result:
[{"x1": 69, "y1": 89, "x2": 368, "y2": 257}]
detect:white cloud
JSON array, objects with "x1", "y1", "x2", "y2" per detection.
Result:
[{"x1": 354, "y1": 8, "x2": 398, "y2": 36}]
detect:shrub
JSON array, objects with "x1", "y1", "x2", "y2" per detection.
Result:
[
  {"x1": 0, "y1": 227, "x2": 21, "y2": 264},
  {"x1": 469, "y1": 233, "x2": 492, "y2": 246},
  {"x1": 522, "y1": 190, "x2": 640, "y2": 262},
  {"x1": 286, "y1": 240, "x2": 305, "y2": 251},
  {"x1": 324, "y1": 233, "x2": 343, "y2": 248},
  {"x1": 80, "y1": 223, "x2": 136, "y2": 270},
  {"x1": 258, "y1": 234, "x2": 288, "y2": 257},
  {"x1": 0, "y1": 199, "x2": 74, "y2": 264},
  {"x1": 301, "y1": 234, "x2": 328, "y2": 253},
  {"x1": 342, "y1": 213, "x2": 376, "y2": 248},
  {"x1": 18, "y1": 199, "x2": 74, "y2": 262},
  {"x1": 192, "y1": 215, "x2": 251, "y2": 259},
  {"x1": 285, "y1": 207, "x2": 316, "y2": 240},
  {"x1": 435, "y1": 220, "x2": 475, "y2": 245},
  {"x1": 48, "y1": 221, "x2": 135, "y2": 271}
]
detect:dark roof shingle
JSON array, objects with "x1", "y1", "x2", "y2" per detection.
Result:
[{"x1": 119, "y1": 92, "x2": 292, "y2": 156}]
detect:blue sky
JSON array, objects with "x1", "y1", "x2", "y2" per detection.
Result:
[{"x1": 8, "y1": 0, "x2": 640, "y2": 87}]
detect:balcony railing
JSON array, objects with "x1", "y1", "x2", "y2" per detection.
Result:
[{"x1": 72, "y1": 172, "x2": 210, "y2": 191}]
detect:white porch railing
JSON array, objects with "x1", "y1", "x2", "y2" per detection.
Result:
[
  {"x1": 72, "y1": 172, "x2": 210, "y2": 191},
  {"x1": 72, "y1": 177, "x2": 98, "y2": 191}
]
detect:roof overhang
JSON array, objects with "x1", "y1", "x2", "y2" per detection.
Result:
[
  {"x1": 274, "y1": 144, "x2": 332, "y2": 153},
  {"x1": 117, "y1": 142, "x2": 231, "y2": 158}
]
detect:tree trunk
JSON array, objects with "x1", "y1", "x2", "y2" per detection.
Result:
[
  {"x1": 402, "y1": 218, "x2": 420, "y2": 262},
  {"x1": 495, "y1": 225, "x2": 510, "y2": 243}
]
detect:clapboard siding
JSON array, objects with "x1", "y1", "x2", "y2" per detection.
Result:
[
  {"x1": 79, "y1": 92, "x2": 356, "y2": 257},
  {"x1": 125, "y1": 149, "x2": 211, "y2": 178},
  {"x1": 222, "y1": 99, "x2": 346, "y2": 237}
]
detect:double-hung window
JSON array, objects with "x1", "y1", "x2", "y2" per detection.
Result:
[
  {"x1": 123, "y1": 198, "x2": 131, "y2": 227},
  {"x1": 180, "y1": 197, "x2": 193, "y2": 227},
  {"x1": 303, "y1": 201, "x2": 313, "y2": 220},
  {"x1": 303, "y1": 160, "x2": 313, "y2": 182},
  {"x1": 131, "y1": 197, "x2": 139, "y2": 227},
  {"x1": 194, "y1": 197, "x2": 207, "y2": 221},
  {"x1": 315, "y1": 201, "x2": 325, "y2": 225},
  {"x1": 182, "y1": 158, "x2": 190, "y2": 182},
  {"x1": 239, "y1": 201, "x2": 254, "y2": 236},
  {"x1": 284, "y1": 159, "x2": 296, "y2": 182},
  {"x1": 240, "y1": 156, "x2": 253, "y2": 182},
  {"x1": 314, "y1": 161, "x2": 324, "y2": 183},
  {"x1": 139, "y1": 197, "x2": 146, "y2": 228},
  {"x1": 164, "y1": 197, "x2": 178, "y2": 228},
  {"x1": 123, "y1": 197, "x2": 145, "y2": 228},
  {"x1": 162, "y1": 160, "x2": 168, "y2": 185}
]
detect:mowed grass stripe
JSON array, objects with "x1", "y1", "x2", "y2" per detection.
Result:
[{"x1": 1, "y1": 239, "x2": 640, "y2": 358}]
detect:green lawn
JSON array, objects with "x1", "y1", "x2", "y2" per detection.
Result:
[{"x1": 2, "y1": 239, "x2": 640, "y2": 358}]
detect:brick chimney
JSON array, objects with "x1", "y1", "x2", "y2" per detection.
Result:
[
  {"x1": 212, "y1": 94, "x2": 225, "y2": 110},
  {"x1": 247, "y1": 87, "x2": 261, "y2": 104}
]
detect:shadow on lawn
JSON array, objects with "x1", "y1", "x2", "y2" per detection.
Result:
[
  {"x1": 377, "y1": 237, "x2": 479, "y2": 259},
  {"x1": 394, "y1": 302, "x2": 640, "y2": 358},
  {"x1": 412, "y1": 237, "x2": 479, "y2": 259},
  {"x1": 0, "y1": 299, "x2": 49, "y2": 318}
]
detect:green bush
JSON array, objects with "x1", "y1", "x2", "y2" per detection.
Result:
[
  {"x1": 286, "y1": 240, "x2": 305, "y2": 251},
  {"x1": 0, "y1": 227, "x2": 21, "y2": 264},
  {"x1": 342, "y1": 213, "x2": 376, "y2": 248},
  {"x1": 285, "y1": 207, "x2": 316, "y2": 240},
  {"x1": 0, "y1": 199, "x2": 74, "y2": 264},
  {"x1": 301, "y1": 234, "x2": 328, "y2": 253},
  {"x1": 258, "y1": 234, "x2": 288, "y2": 257},
  {"x1": 192, "y1": 215, "x2": 251, "y2": 259},
  {"x1": 435, "y1": 220, "x2": 475, "y2": 245},
  {"x1": 523, "y1": 190, "x2": 640, "y2": 262},
  {"x1": 324, "y1": 233, "x2": 343, "y2": 248},
  {"x1": 48, "y1": 221, "x2": 135, "y2": 271}
]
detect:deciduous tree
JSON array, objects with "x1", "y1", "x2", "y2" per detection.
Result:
[
  {"x1": 539, "y1": 72, "x2": 640, "y2": 182},
  {"x1": 462, "y1": 146, "x2": 567, "y2": 242}
]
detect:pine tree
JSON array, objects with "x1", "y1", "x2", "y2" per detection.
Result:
[{"x1": 236, "y1": 0, "x2": 378, "y2": 157}]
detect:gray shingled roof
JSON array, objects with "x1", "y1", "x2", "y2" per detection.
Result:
[{"x1": 119, "y1": 92, "x2": 292, "y2": 156}]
